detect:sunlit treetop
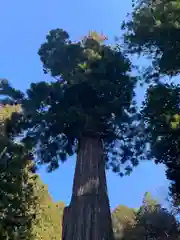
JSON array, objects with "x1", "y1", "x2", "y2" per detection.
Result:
[
  {"x1": 1, "y1": 29, "x2": 147, "y2": 174},
  {"x1": 84, "y1": 31, "x2": 108, "y2": 43}
]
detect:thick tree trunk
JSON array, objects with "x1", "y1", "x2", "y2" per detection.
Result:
[{"x1": 62, "y1": 136, "x2": 114, "y2": 240}]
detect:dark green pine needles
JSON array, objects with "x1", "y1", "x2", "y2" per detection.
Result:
[
  {"x1": 0, "y1": 29, "x2": 147, "y2": 174},
  {"x1": 122, "y1": 0, "x2": 180, "y2": 202}
]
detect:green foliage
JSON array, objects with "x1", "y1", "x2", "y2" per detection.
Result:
[
  {"x1": 31, "y1": 177, "x2": 65, "y2": 240},
  {"x1": 122, "y1": 0, "x2": 180, "y2": 79},
  {"x1": 0, "y1": 156, "x2": 36, "y2": 240},
  {"x1": 141, "y1": 83, "x2": 180, "y2": 202},
  {"x1": 122, "y1": 0, "x2": 180, "y2": 202},
  {"x1": 0, "y1": 105, "x2": 64, "y2": 239},
  {"x1": 0, "y1": 104, "x2": 21, "y2": 152},
  {"x1": 0, "y1": 104, "x2": 37, "y2": 239},
  {"x1": 112, "y1": 192, "x2": 179, "y2": 240},
  {"x1": 0, "y1": 30, "x2": 146, "y2": 175},
  {"x1": 0, "y1": 79, "x2": 24, "y2": 104},
  {"x1": 133, "y1": 193, "x2": 179, "y2": 239},
  {"x1": 112, "y1": 205, "x2": 136, "y2": 239}
]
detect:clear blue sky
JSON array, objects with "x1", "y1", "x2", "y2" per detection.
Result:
[{"x1": 0, "y1": 0, "x2": 169, "y2": 210}]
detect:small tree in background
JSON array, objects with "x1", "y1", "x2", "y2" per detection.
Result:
[
  {"x1": 31, "y1": 177, "x2": 65, "y2": 240},
  {"x1": 0, "y1": 29, "x2": 146, "y2": 240},
  {"x1": 134, "y1": 192, "x2": 179, "y2": 239},
  {"x1": 112, "y1": 205, "x2": 136, "y2": 239},
  {"x1": 112, "y1": 192, "x2": 179, "y2": 240}
]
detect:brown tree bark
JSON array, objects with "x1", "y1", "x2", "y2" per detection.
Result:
[{"x1": 62, "y1": 136, "x2": 114, "y2": 240}]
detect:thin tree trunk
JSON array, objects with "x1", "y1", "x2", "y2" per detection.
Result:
[{"x1": 62, "y1": 136, "x2": 114, "y2": 240}]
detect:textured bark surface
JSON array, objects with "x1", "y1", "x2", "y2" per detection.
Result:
[{"x1": 62, "y1": 136, "x2": 114, "y2": 240}]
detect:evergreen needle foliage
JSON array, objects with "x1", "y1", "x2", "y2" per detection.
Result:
[
  {"x1": 0, "y1": 104, "x2": 37, "y2": 239},
  {"x1": 0, "y1": 30, "x2": 147, "y2": 176},
  {"x1": 122, "y1": 0, "x2": 180, "y2": 204}
]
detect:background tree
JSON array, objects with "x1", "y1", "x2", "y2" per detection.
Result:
[
  {"x1": 122, "y1": 0, "x2": 180, "y2": 204},
  {"x1": 112, "y1": 192, "x2": 179, "y2": 240},
  {"x1": 31, "y1": 176, "x2": 65, "y2": 240},
  {"x1": 133, "y1": 192, "x2": 179, "y2": 239},
  {"x1": 0, "y1": 104, "x2": 37, "y2": 239},
  {"x1": 141, "y1": 83, "x2": 180, "y2": 204},
  {"x1": 112, "y1": 205, "x2": 136, "y2": 239},
  {"x1": 0, "y1": 103, "x2": 64, "y2": 239},
  {"x1": 0, "y1": 29, "x2": 146, "y2": 240},
  {"x1": 122, "y1": 0, "x2": 180, "y2": 79}
]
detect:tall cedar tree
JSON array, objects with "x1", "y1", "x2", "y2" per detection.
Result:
[
  {"x1": 0, "y1": 30, "x2": 146, "y2": 240},
  {"x1": 0, "y1": 104, "x2": 37, "y2": 239},
  {"x1": 122, "y1": 0, "x2": 180, "y2": 204}
]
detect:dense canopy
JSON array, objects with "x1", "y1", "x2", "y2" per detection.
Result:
[
  {"x1": 123, "y1": 0, "x2": 180, "y2": 78},
  {"x1": 1, "y1": 3, "x2": 180, "y2": 238},
  {"x1": 0, "y1": 105, "x2": 37, "y2": 239},
  {"x1": 122, "y1": 0, "x2": 180, "y2": 203},
  {"x1": 0, "y1": 30, "x2": 146, "y2": 175}
]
